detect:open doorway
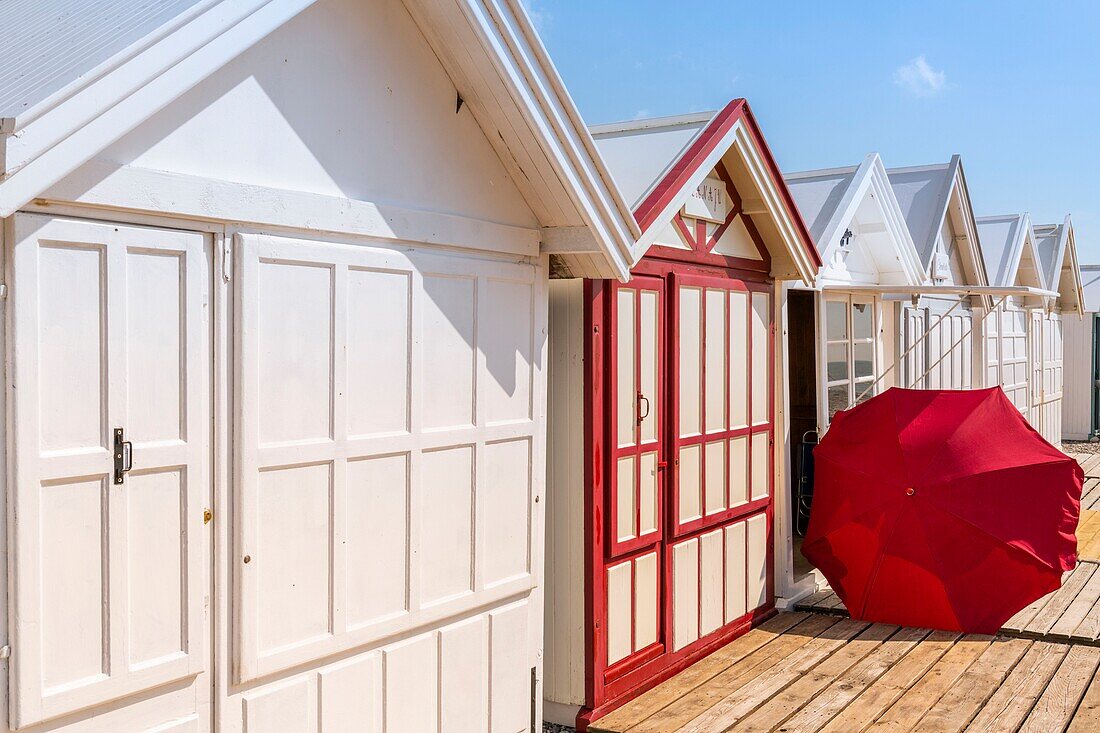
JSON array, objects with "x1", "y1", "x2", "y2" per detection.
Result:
[{"x1": 787, "y1": 289, "x2": 818, "y2": 582}]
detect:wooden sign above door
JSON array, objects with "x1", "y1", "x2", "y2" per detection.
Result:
[{"x1": 682, "y1": 176, "x2": 729, "y2": 224}]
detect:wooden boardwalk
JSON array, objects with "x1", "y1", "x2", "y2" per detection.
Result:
[
  {"x1": 589, "y1": 451, "x2": 1100, "y2": 732},
  {"x1": 589, "y1": 612, "x2": 1100, "y2": 732},
  {"x1": 795, "y1": 561, "x2": 1100, "y2": 645}
]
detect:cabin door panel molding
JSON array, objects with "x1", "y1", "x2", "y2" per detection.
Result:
[
  {"x1": 590, "y1": 270, "x2": 775, "y2": 711},
  {"x1": 234, "y1": 233, "x2": 540, "y2": 683},
  {"x1": 8, "y1": 214, "x2": 211, "y2": 728}
]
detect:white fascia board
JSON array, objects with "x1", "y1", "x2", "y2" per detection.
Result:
[
  {"x1": 730, "y1": 122, "x2": 818, "y2": 284},
  {"x1": 463, "y1": 0, "x2": 639, "y2": 279},
  {"x1": 816, "y1": 153, "x2": 925, "y2": 288},
  {"x1": 0, "y1": 0, "x2": 319, "y2": 218}
]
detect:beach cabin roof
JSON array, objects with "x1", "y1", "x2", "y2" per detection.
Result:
[
  {"x1": 887, "y1": 156, "x2": 989, "y2": 291},
  {"x1": 0, "y1": 0, "x2": 640, "y2": 279},
  {"x1": 590, "y1": 99, "x2": 821, "y2": 283},
  {"x1": 976, "y1": 213, "x2": 1045, "y2": 290},
  {"x1": 784, "y1": 153, "x2": 924, "y2": 287},
  {"x1": 1034, "y1": 216, "x2": 1085, "y2": 313},
  {"x1": 1080, "y1": 265, "x2": 1100, "y2": 313}
]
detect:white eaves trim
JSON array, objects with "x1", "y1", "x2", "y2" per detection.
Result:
[
  {"x1": 0, "y1": 0, "x2": 319, "y2": 217},
  {"x1": 404, "y1": 0, "x2": 640, "y2": 279},
  {"x1": 813, "y1": 153, "x2": 925, "y2": 287}
]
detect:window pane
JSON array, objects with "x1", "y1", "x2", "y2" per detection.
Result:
[
  {"x1": 705, "y1": 289, "x2": 727, "y2": 433},
  {"x1": 828, "y1": 384, "x2": 849, "y2": 418},
  {"x1": 639, "y1": 290, "x2": 659, "y2": 444},
  {"x1": 678, "y1": 444, "x2": 702, "y2": 524},
  {"x1": 853, "y1": 342, "x2": 874, "y2": 379},
  {"x1": 729, "y1": 291, "x2": 748, "y2": 429},
  {"x1": 826, "y1": 300, "x2": 847, "y2": 340},
  {"x1": 852, "y1": 302, "x2": 873, "y2": 339},
  {"x1": 616, "y1": 456, "x2": 636, "y2": 541},
  {"x1": 751, "y1": 292, "x2": 770, "y2": 425},
  {"x1": 853, "y1": 381, "x2": 875, "y2": 405},
  {"x1": 679, "y1": 287, "x2": 702, "y2": 437},
  {"x1": 616, "y1": 290, "x2": 636, "y2": 447},
  {"x1": 826, "y1": 343, "x2": 848, "y2": 381}
]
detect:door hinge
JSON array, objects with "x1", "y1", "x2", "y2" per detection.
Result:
[
  {"x1": 222, "y1": 235, "x2": 234, "y2": 282},
  {"x1": 0, "y1": 284, "x2": 7, "y2": 299},
  {"x1": 113, "y1": 428, "x2": 133, "y2": 484},
  {"x1": 530, "y1": 666, "x2": 538, "y2": 733}
]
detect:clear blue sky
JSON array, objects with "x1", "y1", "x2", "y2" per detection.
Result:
[{"x1": 526, "y1": 1, "x2": 1100, "y2": 262}]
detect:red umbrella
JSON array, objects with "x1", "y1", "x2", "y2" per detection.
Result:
[{"x1": 802, "y1": 387, "x2": 1082, "y2": 633}]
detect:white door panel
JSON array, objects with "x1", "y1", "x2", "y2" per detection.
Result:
[
  {"x1": 234, "y1": 232, "x2": 540, "y2": 688},
  {"x1": 10, "y1": 214, "x2": 210, "y2": 728}
]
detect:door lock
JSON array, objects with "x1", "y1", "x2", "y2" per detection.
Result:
[{"x1": 113, "y1": 428, "x2": 133, "y2": 484}]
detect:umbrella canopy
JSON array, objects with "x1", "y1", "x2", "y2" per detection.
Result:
[{"x1": 802, "y1": 387, "x2": 1082, "y2": 633}]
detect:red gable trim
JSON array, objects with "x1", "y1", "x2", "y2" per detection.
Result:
[{"x1": 633, "y1": 98, "x2": 821, "y2": 269}]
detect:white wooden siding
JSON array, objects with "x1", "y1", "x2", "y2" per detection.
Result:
[
  {"x1": 1063, "y1": 313, "x2": 1094, "y2": 440},
  {"x1": 544, "y1": 279, "x2": 587, "y2": 710},
  {"x1": 901, "y1": 300, "x2": 974, "y2": 390}
]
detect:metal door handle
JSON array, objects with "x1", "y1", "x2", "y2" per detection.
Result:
[
  {"x1": 637, "y1": 392, "x2": 650, "y2": 423},
  {"x1": 114, "y1": 427, "x2": 133, "y2": 484}
]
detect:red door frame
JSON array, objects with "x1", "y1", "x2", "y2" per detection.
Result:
[{"x1": 579, "y1": 233, "x2": 779, "y2": 729}]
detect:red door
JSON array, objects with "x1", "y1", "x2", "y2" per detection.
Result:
[{"x1": 587, "y1": 270, "x2": 775, "y2": 714}]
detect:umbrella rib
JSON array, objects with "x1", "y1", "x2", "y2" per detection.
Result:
[
  {"x1": 802, "y1": 493, "x2": 905, "y2": 553},
  {"x1": 856, "y1": 502, "x2": 908, "y2": 620},
  {"x1": 920, "y1": 500, "x2": 1064, "y2": 573},
  {"x1": 925, "y1": 457, "x2": 1081, "y2": 492}
]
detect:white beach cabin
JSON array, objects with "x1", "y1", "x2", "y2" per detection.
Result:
[
  {"x1": 781, "y1": 153, "x2": 925, "y2": 585},
  {"x1": 887, "y1": 157, "x2": 991, "y2": 391},
  {"x1": 1032, "y1": 217, "x2": 1085, "y2": 443},
  {"x1": 0, "y1": 1, "x2": 642, "y2": 731},
  {"x1": 976, "y1": 214, "x2": 1049, "y2": 415},
  {"x1": 1063, "y1": 264, "x2": 1100, "y2": 441}
]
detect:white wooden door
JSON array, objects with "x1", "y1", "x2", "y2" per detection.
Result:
[
  {"x1": 228, "y1": 232, "x2": 541, "y2": 732},
  {"x1": 9, "y1": 214, "x2": 210, "y2": 728}
]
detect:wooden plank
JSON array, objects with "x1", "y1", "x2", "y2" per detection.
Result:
[
  {"x1": 915, "y1": 636, "x2": 1032, "y2": 733},
  {"x1": 965, "y1": 641, "x2": 1070, "y2": 732},
  {"x1": 730, "y1": 625, "x2": 899, "y2": 733},
  {"x1": 1075, "y1": 577, "x2": 1100, "y2": 642},
  {"x1": 1051, "y1": 563, "x2": 1100, "y2": 639},
  {"x1": 674, "y1": 619, "x2": 872, "y2": 733},
  {"x1": 1066, "y1": 662, "x2": 1100, "y2": 732},
  {"x1": 862, "y1": 635, "x2": 991, "y2": 732},
  {"x1": 623, "y1": 614, "x2": 843, "y2": 733},
  {"x1": 815, "y1": 631, "x2": 959, "y2": 733},
  {"x1": 1002, "y1": 571, "x2": 1069, "y2": 633},
  {"x1": 589, "y1": 612, "x2": 810, "y2": 732},
  {"x1": 777, "y1": 626, "x2": 930, "y2": 733},
  {"x1": 796, "y1": 591, "x2": 834, "y2": 611},
  {"x1": 1078, "y1": 512, "x2": 1100, "y2": 564},
  {"x1": 1019, "y1": 644, "x2": 1100, "y2": 732},
  {"x1": 1027, "y1": 563, "x2": 1096, "y2": 635}
]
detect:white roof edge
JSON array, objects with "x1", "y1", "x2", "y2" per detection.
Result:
[
  {"x1": 0, "y1": 0, "x2": 641, "y2": 279},
  {"x1": 5, "y1": 0, "x2": 225, "y2": 131},
  {"x1": 783, "y1": 163, "x2": 861, "y2": 180},
  {"x1": 589, "y1": 110, "x2": 716, "y2": 137},
  {"x1": 0, "y1": 0, "x2": 319, "y2": 217},
  {"x1": 814, "y1": 153, "x2": 925, "y2": 287},
  {"x1": 490, "y1": 0, "x2": 640, "y2": 271}
]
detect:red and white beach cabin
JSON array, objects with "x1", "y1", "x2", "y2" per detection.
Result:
[{"x1": 543, "y1": 101, "x2": 821, "y2": 727}]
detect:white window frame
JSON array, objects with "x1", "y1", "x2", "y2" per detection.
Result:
[{"x1": 819, "y1": 292, "x2": 880, "y2": 427}]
